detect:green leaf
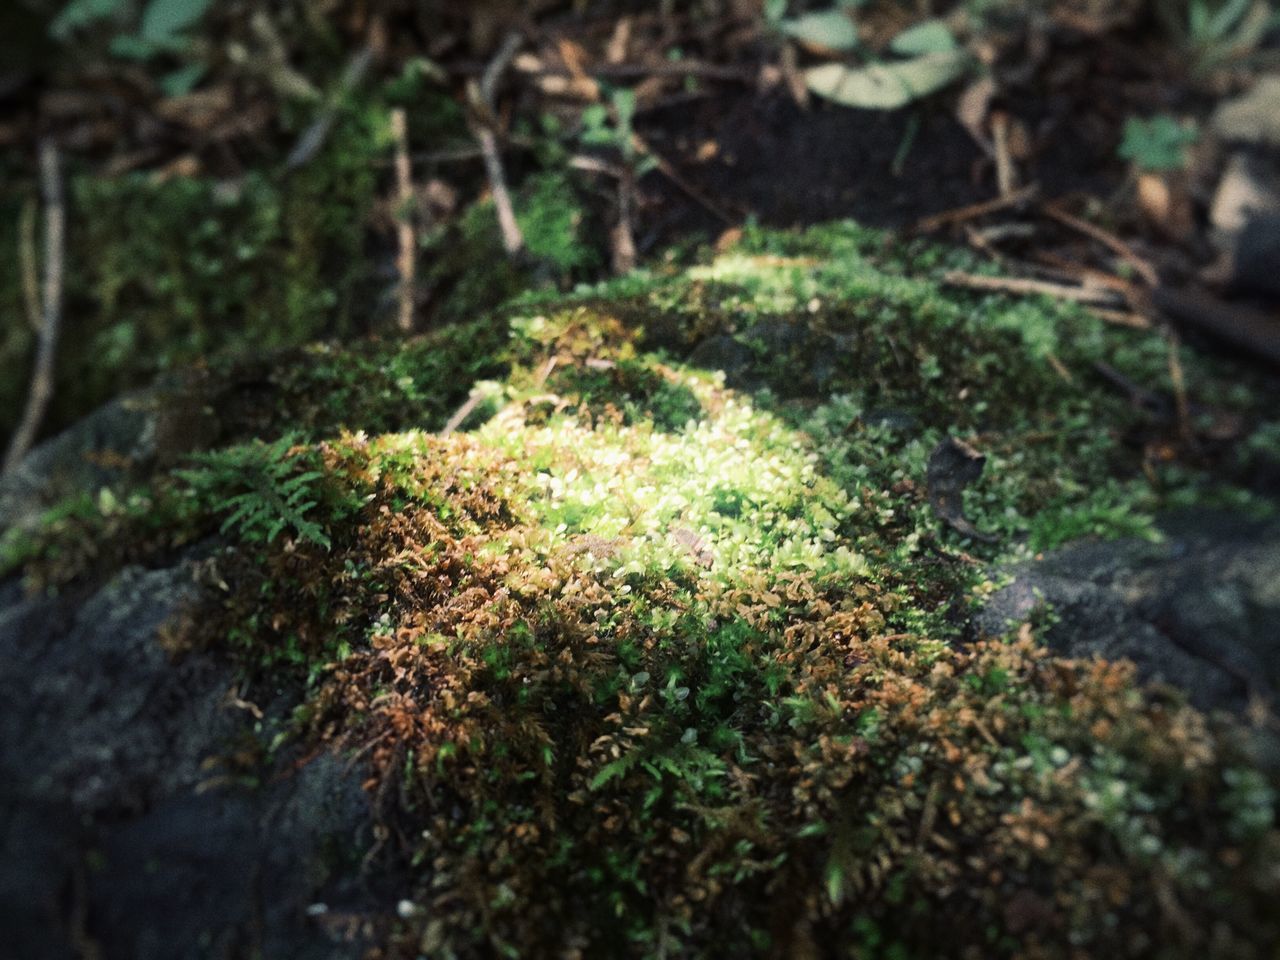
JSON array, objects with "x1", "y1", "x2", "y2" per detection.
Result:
[
  {"x1": 804, "y1": 51, "x2": 972, "y2": 110},
  {"x1": 140, "y1": 0, "x2": 213, "y2": 43},
  {"x1": 1118, "y1": 115, "x2": 1198, "y2": 172},
  {"x1": 51, "y1": 0, "x2": 126, "y2": 40},
  {"x1": 160, "y1": 62, "x2": 206, "y2": 96},
  {"x1": 889, "y1": 19, "x2": 958, "y2": 56},
  {"x1": 781, "y1": 10, "x2": 859, "y2": 52}
]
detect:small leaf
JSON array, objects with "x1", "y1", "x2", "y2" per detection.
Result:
[
  {"x1": 160, "y1": 62, "x2": 206, "y2": 96},
  {"x1": 50, "y1": 0, "x2": 126, "y2": 40},
  {"x1": 889, "y1": 19, "x2": 958, "y2": 56},
  {"x1": 804, "y1": 51, "x2": 972, "y2": 110},
  {"x1": 140, "y1": 0, "x2": 213, "y2": 43},
  {"x1": 782, "y1": 10, "x2": 859, "y2": 52}
]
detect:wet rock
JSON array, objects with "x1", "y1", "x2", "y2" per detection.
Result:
[{"x1": 976, "y1": 513, "x2": 1280, "y2": 714}]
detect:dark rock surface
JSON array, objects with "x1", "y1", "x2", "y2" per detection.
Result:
[
  {"x1": 0, "y1": 562, "x2": 377, "y2": 960},
  {"x1": 976, "y1": 512, "x2": 1280, "y2": 715}
]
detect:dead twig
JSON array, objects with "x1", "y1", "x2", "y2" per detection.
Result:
[
  {"x1": 441, "y1": 392, "x2": 486, "y2": 438},
  {"x1": 631, "y1": 132, "x2": 736, "y2": 225},
  {"x1": 612, "y1": 168, "x2": 638, "y2": 275},
  {"x1": 991, "y1": 111, "x2": 1017, "y2": 198},
  {"x1": 941, "y1": 270, "x2": 1125, "y2": 307},
  {"x1": 1166, "y1": 333, "x2": 1194, "y2": 446},
  {"x1": 389, "y1": 108, "x2": 416, "y2": 333},
  {"x1": 1041, "y1": 201, "x2": 1159, "y2": 288},
  {"x1": 18, "y1": 196, "x2": 40, "y2": 332},
  {"x1": 1085, "y1": 307, "x2": 1152, "y2": 330},
  {"x1": 914, "y1": 184, "x2": 1038, "y2": 234},
  {"x1": 509, "y1": 58, "x2": 758, "y2": 84},
  {"x1": 470, "y1": 31, "x2": 526, "y2": 258},
  {"x1": 284, "y1": 45, "x2": 374, "y2": 171},
  {"x1": 5, "y1": 142, "x2": 65, "y2": 475}
]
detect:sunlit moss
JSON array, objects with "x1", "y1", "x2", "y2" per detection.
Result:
[{"x1": 6, "y1": 220, "x2": 1280, "y2": 958}]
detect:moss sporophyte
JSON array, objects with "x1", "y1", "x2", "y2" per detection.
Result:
[{"x1": 10, "y1": 222, "x2": 1279, "y2": 958}]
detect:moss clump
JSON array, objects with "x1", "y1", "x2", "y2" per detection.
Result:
[{"x1": 9, "y1": 222, "x2": 1280, "y2": 958}]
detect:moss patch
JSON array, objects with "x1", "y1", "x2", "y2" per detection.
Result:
[{"x1": 9, "y1": 222, "x2": 1280, "y2": 958}]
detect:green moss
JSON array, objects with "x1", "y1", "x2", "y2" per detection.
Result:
[
  {"x1": 0, "y1": 97, "x2": 393, "y2": 443},
  {"x1": 9, "y1": 220, "x2": 1280, "y2": 958}
]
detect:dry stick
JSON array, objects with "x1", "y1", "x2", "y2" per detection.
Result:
[
  {"x1": 440, "y1": 391, "x2": 485, "y2": 437},
  {"x1": 1166, "y1": 333, "x2": 1194, "y2": 446},
  {"x1": 18, "y1": 196, "x2": 40, "y2": 332},
  {"x1": 284, "y1": 45, "x2": 374, "y2": 171},
  {"x1": 941, "y1": 270, "x2": 1125, "y2": 307},
  {"x1": 471, "y1": 31, "x2": 527, "y2": 258},
  {"x1": 389, "y1": 108, "x2": 416, "y2": 333},
  {"x1": 611, "y1": 168, "x2": 638, "y2": 275},
  {"x1": 631, "y1": 132, "x2": 736, "y2": 225},
  {"x1": 990, "y1": 111, "x2": 1017, "y2": 199},
  {"x1": 1041, "y1": 202, "x2": 1159, "y2": 289},
  {"x1": 4, "y1": 143, "x2": 65, "y2": 475},
  {"x1": 914, "y1": 183, "x2": 1038, "y2": 234},
  {"x1": 1086, "y1": 306, "x2": 1152, "y2": 330}
]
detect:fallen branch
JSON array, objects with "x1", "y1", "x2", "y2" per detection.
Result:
[
  {"x1": 1153, "y1": 285, "x2": 1280, "y2": 366},
  {"x1": 942, "y1": 270, "x2": 1125, "y2": 307},
  {"x1": 5, "y1": 142, "x2": 65, "y2": 474}
]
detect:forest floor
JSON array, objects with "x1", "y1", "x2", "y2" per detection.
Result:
[{"x1": 3, "y1": 2, "x2": 1280, "y2": 959}]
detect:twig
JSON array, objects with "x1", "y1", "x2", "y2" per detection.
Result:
[
  {"x1": 18, "y1": 196, "x2": 40, "y2": 332},
  {"x1": 631, "y1": 132, "x2": 736, "y2": 225},
  {"x1": 441, "y1": 392, "x2": 485, "y2": 438},
  {"x1": 612, "y1": 169, "x2": 638, "y2": 275},
  {"x1": 1085, "y1": 307, "x2": 1152, "y2": 330},
  {"x1": 991, "y1": 111, "x2": 1017, "y2": 198},
  {"x1": 1166, "y1": 333, "x2": 1194, "y2": 446},
  {"x1": 389, "y1": 108, "x2": 416, "y2": 333},
  {"x1": 5, "y1": 142, "x2": 65, "y2": 474},
  {"x1": 508, "y1": 59, "x2": 758, "y2": 84},
  {"x1": 284, "y1": 45, "x2": 374, "y2": 171},
  {"x1": 482, "y1": 31, "x2": 525, "y2": 106},
  {"x1": 1041, "y1": 202, "x2": 1159, "y2": 288},
  {"x1": 914, "y1": 183, "x2": 1038, "y2": 234},
  {"x1": 942, "y1": 270, "x2": 1125, "y2": 307},
  {"x1": 470, "y1": 31, "x2": 526, "y2": 258}
]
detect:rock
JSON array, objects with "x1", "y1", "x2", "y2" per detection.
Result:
[
  {"x1": 976, "y1": 513, "x2": 1280, "y2": 714},
  {"x1": 1208, "y1": 152, "x2": 1280, "y2": 299},
  {"x1": 1210, "y1": 153, "x2": 1280, "y2": 238},
  {"x1": 1232, "y1": 214, "x2": 1280, "y2": 300},
  {"x1": 0, "y1": 562, "x2": 377, "y2": 959},
  {"x1": 0, "y1": 392, "x2": 157, "y2": 535},
  {"x1": 1212, "y1": 74, "x2": 1280, "y2": 148},
  {"x1": 686, "y1": 335, "x2": 757, "y2": 385}
]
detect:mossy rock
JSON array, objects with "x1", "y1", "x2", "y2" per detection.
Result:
[{"x1": 5, "y1": 222, "x2": 1280, "y2": 958}]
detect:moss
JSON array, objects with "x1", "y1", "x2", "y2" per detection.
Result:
[
  {"x1": 1, "y1": 93, "x2": 402, "y2": 443},
  {"x1": 9, "y1": 221, "x2": 1280, "y2": 958}
]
